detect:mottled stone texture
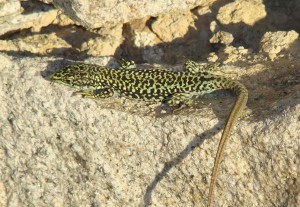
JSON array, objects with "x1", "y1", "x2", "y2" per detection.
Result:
[
  {"x1": 51, "y1": 0, "x2": 211, "y2": 28},
  {"x1": 260, "y1": 30, "x2": 299, "y2": 60},
  {"x1": 0, "y1": 0, "x2": 22, "y2": 17},
  {"x1": 0, "y1": 53, "x2": 299, "y2": 207}
]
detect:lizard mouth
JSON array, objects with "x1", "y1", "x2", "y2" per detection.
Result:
[
  {"x1": 50, "y1": 75, "x2": 56, "y2": 81},
  {"x1": 50, "y1": 73, "x2": 61, "y2": 81}
]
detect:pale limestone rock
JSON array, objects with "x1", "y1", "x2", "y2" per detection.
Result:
[
  {"x1": 51, "y1": 0, "x2": 212, "y2": 28},
  {"x1": 209, "y1": 20, "x2": 219, "y2": 33},
  {"x1": 39, "y1": 0, "x2": 53, "y2": 3},
  {"x1": 129, "y1": 18, "x2": 161, "y2": 47},
  {"x1": 260, "y1": 30, "x2": 299, "y2": 60},
  {"x1": 0, "y1": 33, "x2": 71, "y2": 54},
  {"x1": 132, "y1": 28, "x2": 159, "y2": 48},
  {"x1": 123, "y1": 18, "x2": 165, "y2": 62},
  {"x1": 0, "y1": 52, "x2": 12, "y2": 70},
  {"x1": 217, "y1": 0, "x2": 266, "y2": 26},
  {"x1": 207, "y1": 52, "x2": 219, "y2": 62},
  {"x1": 52, "y1": 11, "x2": 75, "y2": 26},
  {"x1": 121, "y1": 17, "x2": 164, "y2": 62},
  {"x1": 0, "y1": 1, "x2": 74, "y2": 36},
  {"x1": 193, "y1": 5, "x2": 212, "y2": 16},
  {"x1": 218, "y1": 46, "x2": 250, "y2": 64},
  {"x1": 0, "y1": 181, "x2": 7, "y2": 207},
  {"x1": 124, "y1": 8, "x2": 213, "y2": 63},
  {"x1": 151, "y1": 11, "x2": 195, "y2": 42},
  {"x1": 0, "y1": 0, "x2": 22, "y2": 18},
  {"x1": 0, "y1": 7, "x2": 58, "y2": 35},
  {"x1": 210, "y1": 31, "x2": 234, "y2": 45},
  {"x1": 81, "y1": 24, "x2": 123, "y2": 56},
  {"x1": 0, "y1": 54, "x2": 299, "y2": 207}
]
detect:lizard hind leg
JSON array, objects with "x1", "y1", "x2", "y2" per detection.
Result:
[
  {"x1": 119, "y1": 58, "x2": 137, "y2": 70},
  {"x1": 166, "y1": 92, "x2": 195, "y2": 113},
  {"x1": 184, "y1": 59, "x2": 220, "y2": 74}
]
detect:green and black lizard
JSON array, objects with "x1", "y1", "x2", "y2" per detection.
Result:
[{"x1": 51, "y1": 59, "x2": 248, "y2": 207}]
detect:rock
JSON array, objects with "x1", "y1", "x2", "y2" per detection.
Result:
[
  {"x1": 219, "y1": 46, "x2": 250, "y2": 64},
  {"x1": 210, "y1": 31, "x2": 234, "y2": 45},
  {"x1": 151, "y1": 11, "x2": 195, "y2": 42},
  {"x1": 0, "y1": 1, "x2": 74, "y2": 36},
  {"x1": 0, "y1": 181, "x2": 7, "y2": 207},
  {"x1": 128, "y1": 18, "x2": 161, "y2": 47},
  {"x1": 39, "y1": 0, "x2": 53, "y2": 3},
  {"x1": 260, "y1": 30, "x2": 299, "y2": 60},
  {"x1": 123, "y1": 8, "x2": 213, "y2": 63},
  {"x1": 80, "y1": 24, "x2": 124, "y2": 56},
  {"x1": 51, "y1": 0, "x2": 211, "y2": 29},
  {"x1": 0, "y1": 52, "x2": 13, "y2": 70},
  {"x1": 121, "y1": 17, "x2": 163, "y2": 62},
  {"x1": 217, "y1": 0, "x2": 266, "y2": 26},
  {"x1": 0, "y1": 6, "x2": 58, "y2": 36},
  {"x1": 0, "y1": 54, "x2": 299, "y2": 207},
  {"x1": 0, "y1": 33, "x2": 71, "y2": 54},
  {"x1": 0, "y1": 0, "x2": 23, "y2": 18},
  {"x1": 52, "y1": 11, "x2": 75, "y2": 26}
]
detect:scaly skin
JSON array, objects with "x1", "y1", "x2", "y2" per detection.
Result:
[{"x1": 51, "y1": 60, "x2": 248, "y2": 206}]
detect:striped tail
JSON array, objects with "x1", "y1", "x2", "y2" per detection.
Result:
[{"x1": 207, "y1": 79, "x2": 248, "y2": 207}]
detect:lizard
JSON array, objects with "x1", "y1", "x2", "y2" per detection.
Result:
[{"x1": 50, "y1": 59, "x2": 248, "y2": 207}]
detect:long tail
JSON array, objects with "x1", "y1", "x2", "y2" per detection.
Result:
[{"x1": 207, "y1": 79, "x2": 248, "y2": 207}]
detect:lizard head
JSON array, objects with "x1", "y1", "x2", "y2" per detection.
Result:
[{"x1": 51, "y1": 64, "x2": 103, "y2": 89}]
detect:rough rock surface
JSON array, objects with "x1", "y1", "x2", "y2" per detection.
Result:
[
  {"x1": 210, "y1": 31, "x2": 234, "y2": 45},
  {"x1": 217, "y1": 0, "x2": 266, "y2": 26},
  {"x1": 0, "y1": 0, "x2": 22, "y2": 18},
  {"x1": 0, "y1": 33, "x2": 71, "y2": 54},
  {"x1": 0, "y1": 8, "x2": 58, "y2": 35},
  {"x1": 122, "y1": 7, "x2": 214, "y2": 63},
  {"x1": 0, "y1": 1, "x2": 73, "y2": 36},
  {"x1": 260, "y1": 30, "x2": 299, "y2": 60},
  {"x1": 51, "y1": 0, "x2": 214, "y2": 28},
  {"x1": 81, "y1": 24, "x2": 124, "y2": 56},
  {"x1": 0, "y1": 0, "x2": 57, "y2": 35},
  {"x1": 151, "y1": 11, "x2": 195, "y2": 43},
  {"x1": 0, "y1": 1, "x2": 300, "y2": 206},
  {"x1": 0, "y1": 53, "x2": 299, "y2": 207},
  {"x1": 1, "y1": 0, "x2": 290, "y2": 63}
]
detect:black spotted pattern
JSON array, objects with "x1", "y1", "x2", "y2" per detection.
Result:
[{"x1": 51, "y1": 63, "x2": 247, "y2": 102}]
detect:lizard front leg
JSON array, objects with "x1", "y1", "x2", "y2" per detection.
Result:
[{"x1": 73, "y1": 88, "x2": 114, "y2": 99}]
